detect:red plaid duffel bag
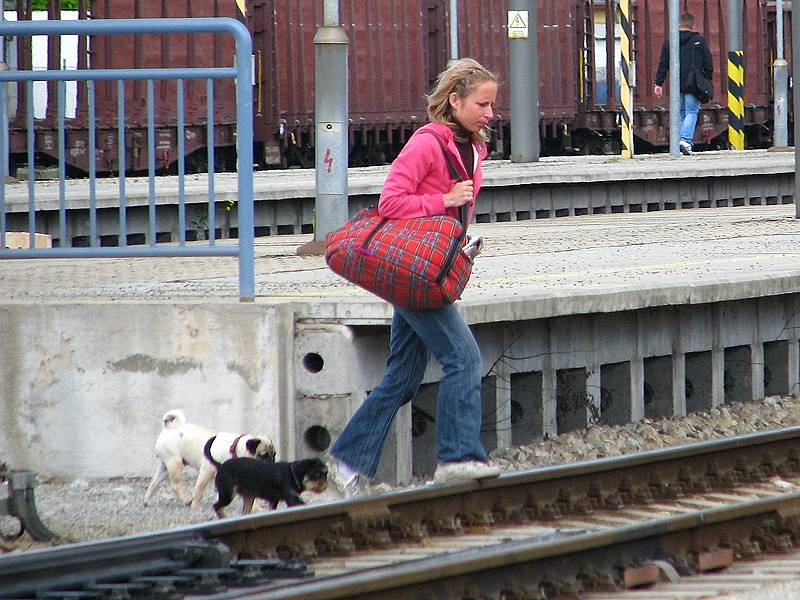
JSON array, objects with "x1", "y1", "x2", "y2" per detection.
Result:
[{"x1": 325, "y1": 206, "x2": 472, "y2": 310}]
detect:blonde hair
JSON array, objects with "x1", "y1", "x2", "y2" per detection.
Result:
[{"x1": 426, "y1": 58, "x2": 497, "y2": 142}]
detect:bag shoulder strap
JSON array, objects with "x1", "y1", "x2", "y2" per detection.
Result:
[{"x1": 415, "y1": 129, "x2": 469, "y2": 229}]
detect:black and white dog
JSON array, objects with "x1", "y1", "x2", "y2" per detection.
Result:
[{"x1": 203, "y1": 436, "x2": 328, "y2": 518}]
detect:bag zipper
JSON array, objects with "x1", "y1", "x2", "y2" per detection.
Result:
[
  {"x1": 435, "y1": 225, "x2": 467, "y2": 284},
  {"x1": 356, "y1": 216, "x2": 387, "y2": 256}
]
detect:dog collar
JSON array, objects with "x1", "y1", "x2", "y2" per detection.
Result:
[
  {"x1": 290, "y1": 465, "x2": 303, "y2": 490},
  {"x1": 229, "y1": 434, "x2": 246, "y2": 458}
]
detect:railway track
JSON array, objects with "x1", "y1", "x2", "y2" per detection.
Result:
[{"x1": 5, "y1": 426, "x2": 800, "y2": 599}]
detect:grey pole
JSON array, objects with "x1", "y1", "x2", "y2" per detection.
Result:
[
  {"x1": 728, "y1": 0, "x2": 743, "y2": 51},
  {"x1": 668, "y1": 0, "x2": 679, "y2": 156},
  {"x1": 509, "y1": 1, "x2": 539, "y2": 162},
  {"x1": 772, "y1": 0, "x2": 788, "y2": 148},
  {"x1": 0, "y1": 0, "x2": 9, "y2": 188},
  {"x1": 299, "y1": 0, "x2": 349, "y2": 253},
  {"x1": 793, "y1": 0, "x2": 800, "y2": 218},
  {"x1": 449, "y1": 0, "x2": 458, "y2": 61}
]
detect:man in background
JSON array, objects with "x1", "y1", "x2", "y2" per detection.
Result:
[{"x1": 653, "y1": 12, "x2": 713, "y2": 155}]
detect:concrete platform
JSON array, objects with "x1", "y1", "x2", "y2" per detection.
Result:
[
  {"x1": 1, "y1": 149, "x2": 795, "y2": 243},
  {"x1": 2, "y1": 201, "x2": 800, "y2": 482}
]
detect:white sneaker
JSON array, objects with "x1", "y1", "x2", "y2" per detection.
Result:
[
  {"x1": 327, "y1": 458, "x2": 364, "y2": 498},
  {"x1": 679, "y1": 140, "x2": 692, "y2": 155},
  {"x1": 433, "y1": 460, "x2": 501, "y2": 483}
]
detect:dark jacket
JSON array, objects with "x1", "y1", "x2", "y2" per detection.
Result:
[{"x1": 655, "y1": 30, "x2": 713, "y2": 93}]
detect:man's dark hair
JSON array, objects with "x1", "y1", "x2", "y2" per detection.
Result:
[{"x1": 679, "y1": 12, "x2": 695, "y2": 28}]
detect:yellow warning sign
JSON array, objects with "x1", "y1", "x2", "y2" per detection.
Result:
[{"x1": 508, "y1": 10, "x2": 528, "y2": 39}]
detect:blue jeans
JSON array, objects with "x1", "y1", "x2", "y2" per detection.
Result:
[
  {"x1": 330, "y1": 304, "x2": 488, "y2": 478},
  {"x1": 680, "y1": 92, "x2": 700, "y2": 147}
]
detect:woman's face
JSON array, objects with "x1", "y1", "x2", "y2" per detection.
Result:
[{"x1": 450, "y1": 81, "x2": 497, "y2": 134}]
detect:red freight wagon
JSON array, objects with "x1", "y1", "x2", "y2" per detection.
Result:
[
  {"x1": 3, "y1": 0, "x2": 790, "y2": 175},
  {"x1": 251, "y1": 0, "x2": 434, "y2": 167}
]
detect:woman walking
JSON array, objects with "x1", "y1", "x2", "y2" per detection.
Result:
[{"x1": 329, "y1": 58, "x2": 500, "y2": 493}]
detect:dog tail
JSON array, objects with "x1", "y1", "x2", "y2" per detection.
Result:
[
  {"x1": 203, "y1": 435, "x2": 223, "y2": 469},
  {"x1": 162, "y1": 409, "x2": 186, "y2": 430}
]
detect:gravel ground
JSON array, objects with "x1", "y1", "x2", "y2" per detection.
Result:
[{"x1": 4, "y1": 394, "x2": 800, "y2": 559}]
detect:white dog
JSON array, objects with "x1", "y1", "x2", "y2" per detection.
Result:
[{"x1": 143, "y1": 409, "x2": 276, "y2": 509}]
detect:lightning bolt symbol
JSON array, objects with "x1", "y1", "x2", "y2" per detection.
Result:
[{"x1": 323, "y1": 148, "x2": 334, "y2": 173}]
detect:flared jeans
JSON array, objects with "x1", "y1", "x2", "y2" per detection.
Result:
[{"x1": 330, "y1": 303, "x2": 488, "y2": 478}]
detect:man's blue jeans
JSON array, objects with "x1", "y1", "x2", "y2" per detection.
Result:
[
  {"x1": 330, "y1": 304, "x2": 488, "y2": 478},
  {"x1": 680, "y1": 92, "x2": 700, "y2": 147}
]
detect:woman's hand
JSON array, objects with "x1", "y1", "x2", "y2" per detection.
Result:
[{"x1": 443, "y1": 180, "x2": 474, "y2": 208}]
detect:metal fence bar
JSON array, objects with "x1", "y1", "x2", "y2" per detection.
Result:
[
  {"x1": 118, "y1": 80, "x2": 127, "y2": 247},
  {"x1": 207, "y1": 78, "x2": 215, "y2": 246},
  {"x1": 0, "y1": 18, "x2": 6, "y2": 250},
  {"x1": 0, "y1": 67, "x2": 236, "y2": 83},
  {"x1": 147, "y1": 79, "x2": 156, "y2": 246},
  {"x1": 177, "y1": 79, "x2": 186, "y2": 246},
  {"x1": 234, "y1": 28, "x2": 254, "y2": 301},
  {"x1": 58, "y1": 80, "x2": 66, "y2": 247},
  {"x1": 26, "y1": 80, "x2": 34, "y2": 249},
  {"x1": 0, "y1": 18, "x2": 255, "y2": 300},
  {"x1": 6, "y1": 245, "x2": 240, "y2": 259},
  {"x1": 88, "y1": 80, "x2": 97, "y2": 247}
]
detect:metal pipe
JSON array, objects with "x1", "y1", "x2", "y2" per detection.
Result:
[
  {"x1": 509, "y1": 0, "x2": 539, "y2": 162},
  {"x1": 773, "y1": 0, "x2": 788, "y2": 147},
  {"x1": 777, "y1": 0, "x2": 785, "y2": 60},
  {"x1": 668, "y1": 0, "x2": 679, "y2": 156},
  {"x1": 323, "y1": 0, "x2": 339, "y2": 27},
  {"x1": 450, "y1": 0, "x2": 459, "y2": 60},
  {"x1": 310, "y1": 1, "x2": 349, "y2": 244},
  {"x1": 728, "y1": 0, "x2": 742, "y2": 51}
]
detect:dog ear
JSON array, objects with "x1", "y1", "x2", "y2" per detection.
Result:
[{"x1": 247, "y1": 438, "x2": 276, "y2": 461}]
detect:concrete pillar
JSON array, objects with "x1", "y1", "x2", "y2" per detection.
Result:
[
  {"x1": 789, "y1": 337, "x2": 800, "y2": 397},
  {"x1": 672, "y1": 352, "x2": 686, "y2": 416},
  {"x1": 711, "y1": 348, "x2": 726, "y2": 407},
  {"x1": 630, "y1": 358, "x2": 645, "y2": 421},
  {"x1": 542, "y1": 368, "x2": 557, "y2": 437},
  {"x1": 394, "y1": 403, "x2": 412, "y2": 484},
  {"x1": 750, "y1": 343, "x2": 765, "y2": 401},
  {"x1": 724, "y1": 345, "x2": 753, "y2": 404},
  {"x1": 494, "y1": 356, "x2": 512, "y2": 449}
]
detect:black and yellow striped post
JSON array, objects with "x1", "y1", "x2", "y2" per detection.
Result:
[
  {"x1": 727, "y1": 50, "x2": 744, "y2": 149},
  {"x1": 235, "y1": 0, "x2": 247, "y2": 24},
  {"x1": 619, "y1": 0, "x2": 634, "y2": 158}
]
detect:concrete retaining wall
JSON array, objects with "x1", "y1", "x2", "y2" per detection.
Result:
[{"x1": 0, "y1": 303, "x2": 295, "y2": 477}]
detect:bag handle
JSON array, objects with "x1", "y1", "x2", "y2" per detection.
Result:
[{"x1": 415, "y1": 129, "x2": 469, "y2": 229}]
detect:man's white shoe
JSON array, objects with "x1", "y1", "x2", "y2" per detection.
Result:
[
  {"x1": 433, "y1": 460, "x2": 501, "y2": 483},
  {"x1": 679, "y1": 140, "x2": 692, "y2": 155}
]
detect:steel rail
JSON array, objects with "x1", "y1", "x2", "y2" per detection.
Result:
[
  {"x1": 3, "y1": 425, "x2": 800, "y2": 597},
  {"x1": 206, "y1": 425, "x2": 800, "y2": 556},
  {"x1": 221, "y1": 492, "x2": 800, "y2": 600},
  {"x1": 0, "y1": 528, "x2": 213, "y2": 597}
]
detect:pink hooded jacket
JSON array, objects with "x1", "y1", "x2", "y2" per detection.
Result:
[{"x1": 378, "y1": 122, "x2": 488, "y2": 223}]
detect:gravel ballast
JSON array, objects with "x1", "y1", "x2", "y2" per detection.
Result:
[{"x1": 4, "y1": 394, "x2": 800, "y2": 555}]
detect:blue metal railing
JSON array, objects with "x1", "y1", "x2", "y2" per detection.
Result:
[{"x1": 0, "y1": 18, "x2": 255, "y2": 301}]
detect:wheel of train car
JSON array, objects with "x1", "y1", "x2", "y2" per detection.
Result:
[{"x1": 602, "y1": 139, "x2": 621, "y2": 155}]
